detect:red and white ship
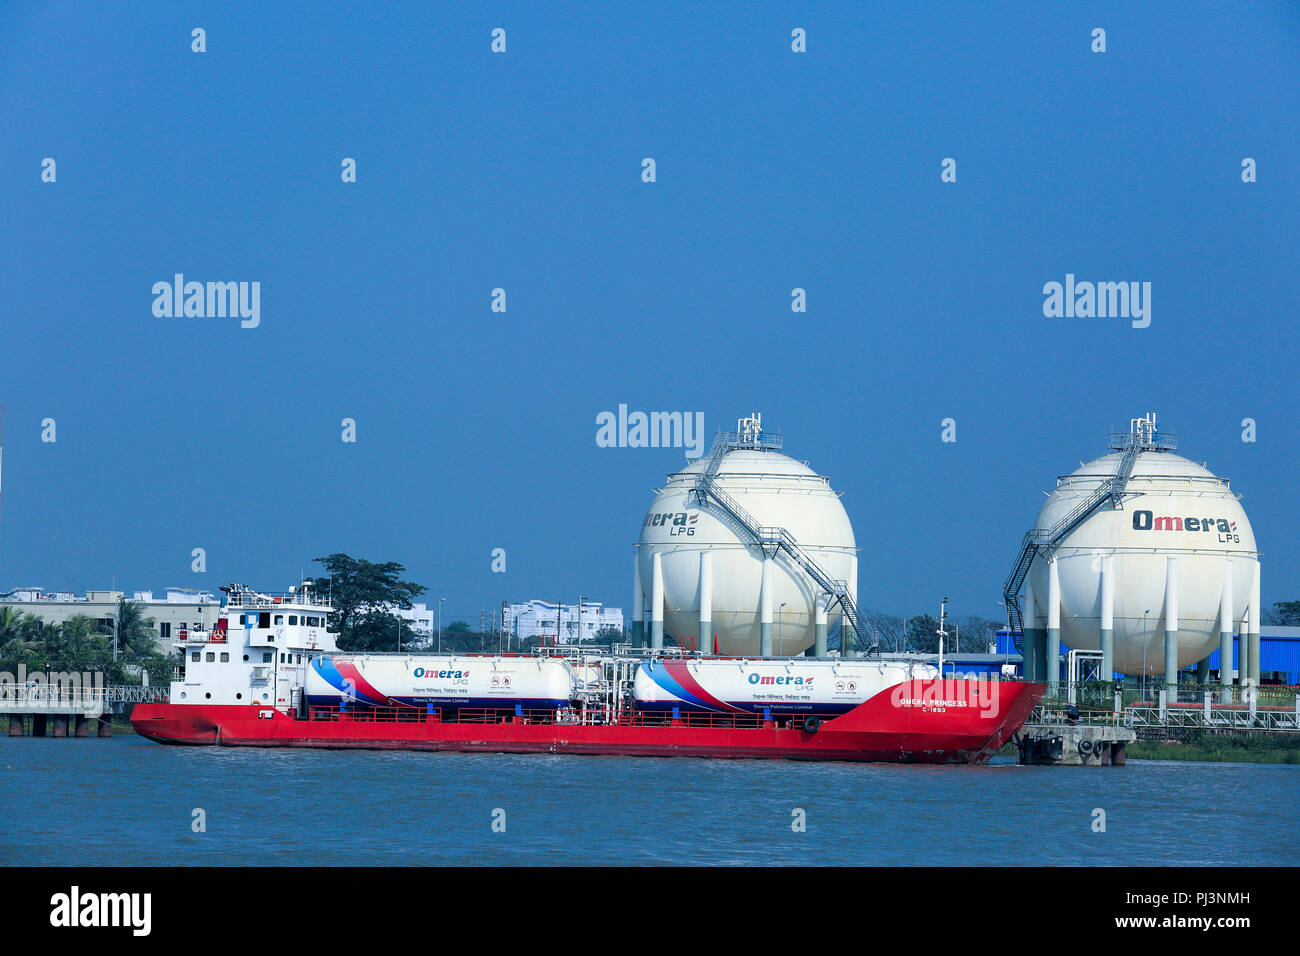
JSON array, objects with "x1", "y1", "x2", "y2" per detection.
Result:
[{"x1": 133, "y1": 583, "x2": 1043, "y2": 763}]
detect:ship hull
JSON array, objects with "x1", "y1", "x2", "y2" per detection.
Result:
[{"x1": 131, "y1": 679, "x2": 1044, "y2": 765}]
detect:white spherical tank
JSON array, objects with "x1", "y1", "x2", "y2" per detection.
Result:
[
  {"x1": 1025, "y1": 418, "x2": 1259, "y2": 675},
  {"x1": 635, "y1": 415, "x2": 857, "y2": 657}
]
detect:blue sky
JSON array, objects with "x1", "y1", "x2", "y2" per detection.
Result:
[{"x1": 2, "y1": 2, "x2": 1298, "y2": 625}]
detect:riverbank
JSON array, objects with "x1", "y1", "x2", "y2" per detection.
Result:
[{"x1": 1128, "y1": 733, "x2": 1300, "y2": 764}]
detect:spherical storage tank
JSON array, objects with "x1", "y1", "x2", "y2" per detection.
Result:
[
  {"x1": 635, "y1": 413, "x2": 857, "y2": 657},
  {"x1": 1022, "y1": 414, "x2": 1259, "y2": 676}
]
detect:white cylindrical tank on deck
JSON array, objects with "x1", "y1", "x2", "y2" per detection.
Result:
[
  {"x1": 1024, "y1": 416, "x2": 1258, "y2": 675},
  {"x1": 305, "y1": 655, "x2": 574, "y2": 711},
  {"x1": 632, "y1": 658, "x2": 937, "y2": 715},
  {"x1": 636, "y1": 414, "x2": 857, "y2": 656}
]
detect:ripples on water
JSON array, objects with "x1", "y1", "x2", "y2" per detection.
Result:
[{"x1": 1, "y1": 738, "x2": 1295, "y2": 866}]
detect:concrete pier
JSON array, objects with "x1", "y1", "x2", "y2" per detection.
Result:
[
  {"x1": 1016, "y1": 723, "x2": 1136, "y2": 767},
  {"x1": 8, "y1": 715, "x2": 23, "y2": 737},
  {"x1": 74, "y1": 714, "x2": 90, "y2": 737},
  {"x1": 97, "y1": 716, "x2": 112, "y2": 737},
  {"x1": 51, "y1": 714, "x2": 69, "y2": 738},
  {"x1": 32, "y1": 714, "x2": 47, "y2": 737}
]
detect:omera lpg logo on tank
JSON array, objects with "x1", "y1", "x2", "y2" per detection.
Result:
[
  {"x1": 413, "y1": 666, "x2": 470, "y2": 680},
  {"x1": 1132, "y1": 510, "x2": 1241, "y2": 543},
  {"x1": 748, "y1": 673, "x2": 814, "y2": 686},
  {"x1": 643, "y1": 511, "x2": 699, "y2": 536}
]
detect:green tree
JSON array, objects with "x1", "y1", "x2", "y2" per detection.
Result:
[
  {"x1": 343, "y1": 608, "x2": 410, "y2": 653},
  {"x1": 593, "y1": 625, "x2": 623, "y2": 644},
  {"x1": 1265, "y1": 601, "x2": 1300, "y2": 627},
  {"x1": 99, "y1": 599, "x2": 158, "y2": 656},
  {"x1": 313, "y1": 554, "x2": 427, "y2": 651}
]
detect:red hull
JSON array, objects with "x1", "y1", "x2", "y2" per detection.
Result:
[{"x1": 132, "y1": 680, "x2": 1045, "y2": 765}]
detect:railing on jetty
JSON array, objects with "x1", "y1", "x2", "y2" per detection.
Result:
[{"x1": 1033, "y1": 682, "x2": 1300, "y2": 734}]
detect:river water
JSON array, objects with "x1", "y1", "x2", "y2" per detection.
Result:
[{"x1": 2, "y1": 737, "x2": 1295, "y2": 866}]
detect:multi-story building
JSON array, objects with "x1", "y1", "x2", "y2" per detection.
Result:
[
  {"x1": 0, "y1": 586, "x2": 221, "y2": 651},
  {"x1": 502, "y1": 600, "x2": 623, "y2": 645}
]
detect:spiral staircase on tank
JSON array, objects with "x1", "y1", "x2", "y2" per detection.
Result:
[
  {"x1": 1001, "y1": 413, "x2": 1176, "y2": 650},
  {"x1": 687, "y1": 416, "x2": 879, "y2": 657}
]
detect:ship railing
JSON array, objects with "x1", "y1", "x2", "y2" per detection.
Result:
[
  {"x1": 304, "y1": 704, "x2": 844, "y2": 730},
  {"x1": 225, "y1": 590, "x2": 331, "y2": 610},
  {"x1": 308, "y1": 705, "x2": 443, "y2": 724}
]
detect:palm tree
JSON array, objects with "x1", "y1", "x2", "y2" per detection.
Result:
[{"x1": 99, "y1": 599, "x2": 157, "y2": 657}]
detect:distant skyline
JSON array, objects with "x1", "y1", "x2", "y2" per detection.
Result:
[{"x1": 3, "y1": 3, "x2": 1298, "y2": 625}]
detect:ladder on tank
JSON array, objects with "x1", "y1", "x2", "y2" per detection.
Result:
[
  {"x1": 1001, "y1": 418, "x2": 1149, "y2": 646},
  {"x1": 688, "y1": 436, "x2": 878, "y2": 658}
]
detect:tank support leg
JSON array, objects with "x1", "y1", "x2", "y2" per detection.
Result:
[
  {"x1": 1248, "y1": 561, "x2": 1262, "y2": 685},
  {"x1": 814, "y1": 598, "x2": 827, "y2": 658},
  {"x1": 698, "y1": 551, "x2": 712, "y2": 655},
  {"x1": 759, "y1": 555, "x2": 774, "y2": 657},
  {"x1": 1219, "y1": 563, "x2": 1235, "y2": 703},
  {"x1": 1046, "y1": 557, "x2": 1061, "y2": 694},
  {"x1": 1100, "y1": 555, "x2": 1114, "y2": 680},
  {"x1": 632, "y1": 550, "x2": 645, "y2": 647},
  {"x1": 650, "y1": 551, "x2": 664, "y2": 650},
  {"x1": 1164, "y1": 556, "x2": 1180, "y2": 691}
]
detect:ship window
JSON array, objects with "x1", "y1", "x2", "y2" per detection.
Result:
[
  {"x1": 191, "y1": 652, "x2": 200, "y2": 662},
  {"x1": 296, "y1": 655, "x2": 302, "y2": 664},
  {"x1": 263, "y1": 652, "x2": 273, "y2": 663},
  {"x1": 160, "y1": 622, "x2": 171, "y2": 638},
  {"x1": 275, "y1": 615, "x2": 284, "y2": 625},
  {"x1": 205, "y1": 653, "x2": 215, "y2": 662},
  {"x1": 289, "y1": 615, "x2": 298, "y2": 625},
  {"x1": 178, "y1": 622, "x2": 187, "y2": 630},
  {"x1": 259, "y1": 612, "x2": 271, "y2": 628},
  {"x1": 220, "y1": 652, "x2": 230, "y2": 662}
]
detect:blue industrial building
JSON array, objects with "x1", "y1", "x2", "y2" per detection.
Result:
[{"x1": 994, "y1": 627, "x2": 1300, "y2": 684}]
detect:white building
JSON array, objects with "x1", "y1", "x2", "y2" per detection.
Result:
[
  {"x1": 503, "y1": 600, "x2": 623, "y2": 645},
  {"x1": 0, "y1": 586, "x2": 221, "y2": 651},
  {"x1": 392, "y1": 603, "x2": 435, "y2": 640}
]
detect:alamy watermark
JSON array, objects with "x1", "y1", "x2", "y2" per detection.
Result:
[
  {"x1": 0, "y1": 665, "x2": 106, "y2": 715},
  {"x1": 1042, "y1": 273, "x2": 1150, "y2": 328},
  {"x1": 152, "y1": 274, "x2": 260, "y2": 328},
  {"x1": 596, "y1": 405, "x2": 705, "y2": 458}
]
